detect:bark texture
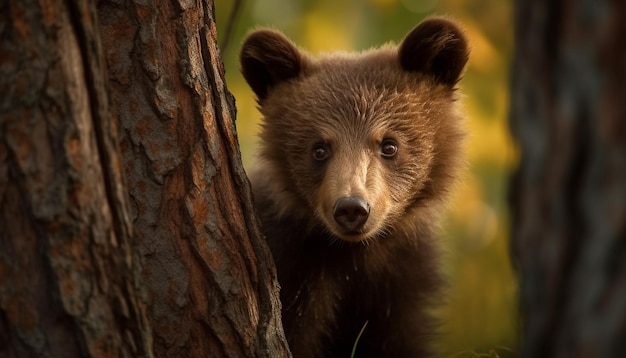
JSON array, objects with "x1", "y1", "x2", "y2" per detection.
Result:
[
  {"x1": 510, "y1": 0, "x2": 626, "y2": 357},
  {"x1": 1, "y1": 0, "x2": 289, "y2": 357},
  {"x1": 0, "y1": 1, "x2": 152, "y2": 356},
  {"x1": 97, "y1": 0, "x2": 287, "y2": 356}
]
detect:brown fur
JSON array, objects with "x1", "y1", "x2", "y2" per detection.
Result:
[{"x1": 241, "y1": 17, "x2": 469, "y2": 358}]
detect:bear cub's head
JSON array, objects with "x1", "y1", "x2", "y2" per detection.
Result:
[{"x1": 241, "y1": 18, "x2": 469, "y2": 243}]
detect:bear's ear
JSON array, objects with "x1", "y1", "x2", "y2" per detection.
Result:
[
  {"x1": 240, "y1": 29, "x2": 305, "y2": 101},
  {"x1": 398, "y1": 17, "x2": 469, "y2": 86}
]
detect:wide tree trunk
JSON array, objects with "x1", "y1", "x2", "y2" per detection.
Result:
[
  {"x1": 510, "y1": 0, "x2": 626, "y2": 357},
  {"x1": 0, "y1": 0, "x2": 289, "y2": 357}
]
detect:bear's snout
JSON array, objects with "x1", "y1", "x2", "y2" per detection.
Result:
[{"x1": 332, "y1": 196, "x2": 370, "y2": 233}]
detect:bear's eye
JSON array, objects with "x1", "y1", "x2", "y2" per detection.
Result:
[
  {"x1": 380, "y1": 139, "x2": 398, "y2": 158},
  {"x1": 312, "y1": 143, "x2": 330, "y2": 161}
]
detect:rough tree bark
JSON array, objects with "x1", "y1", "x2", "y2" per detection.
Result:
[
  {"x1": 510, "y1": 0, "x2": 626, "y2": 357},
  {"x1": 0, "y1": 0, "x2": 289, "y2": 357}
]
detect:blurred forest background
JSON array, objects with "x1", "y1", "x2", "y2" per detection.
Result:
[{"x1": 215, "y1": 0, "x2": 517, "y2": 356}]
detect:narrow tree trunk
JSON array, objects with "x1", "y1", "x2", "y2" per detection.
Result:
[
  {"x1": 510, "y1": 1, "x2": 626, "y2": 357},
  {"x1": 0, "y1": 0, "x2": 289, "y2": 356}
]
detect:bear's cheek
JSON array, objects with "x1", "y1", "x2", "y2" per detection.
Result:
[{"x1": 285, "y1": 154, "x2": 327, "y2": 212}]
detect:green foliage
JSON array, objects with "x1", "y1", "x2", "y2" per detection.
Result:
[
  {"x1": 215, "y1": 0, "x2": 517, "y2": 355},
  {"x1": 447, "y1": 346, "x2": 516, "y2": 358}
]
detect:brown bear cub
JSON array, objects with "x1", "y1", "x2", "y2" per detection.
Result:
[{"x1": 240, "y1": 17, "x2": 469, "y2": 358}]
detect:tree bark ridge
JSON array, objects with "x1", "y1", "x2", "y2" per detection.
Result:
[
  {"x1": 1, "y1": 1, "x2": 151, "y2": 357},
  {"x1": 98, "y1": 0, "x2": 288, "y2": 356}
]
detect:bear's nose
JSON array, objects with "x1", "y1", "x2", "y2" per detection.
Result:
[{"x1": 333, "y1": 196, "x2": 370, "y2": 232}]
